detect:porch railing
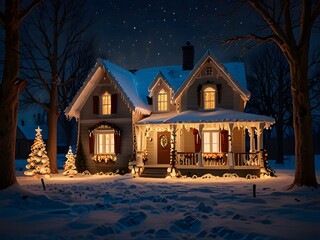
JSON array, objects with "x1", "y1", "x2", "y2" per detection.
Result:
[
  {"x1": 234, "y1": 152, "x2": 259, "y2": 166},
  {"x1": 176, "y1": 152, "x2": 198, "y2": 166},
  {"x1": 203, "y1": 152, "x2": 226, "y2": 166}
]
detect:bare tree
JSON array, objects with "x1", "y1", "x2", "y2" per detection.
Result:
[
  {"x1": 226, "y1": 0, "x2": 320, "y2": 188},
  {"x1": 20, "y1": 0, "x2": 95, "y2": 173},
  {"x1": 0, "y1": 0, "x2": 43, "y2": 190},
  {"x1": 246, "y1": 43, "x2": 292, "y2": 164}
]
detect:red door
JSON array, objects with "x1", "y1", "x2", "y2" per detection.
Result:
[{"x1": 157, "y1": 131, "x2": 171, "y2": 164}]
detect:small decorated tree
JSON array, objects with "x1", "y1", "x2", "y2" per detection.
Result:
[
  {"x1": 24, "y1": 126, "x2": 51, "y2": 178},
  {"x1": 63, "y1": 146, "x2": 78, "y2": 177}
]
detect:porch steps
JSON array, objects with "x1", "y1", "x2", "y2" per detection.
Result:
[{"x1": 140, "y1": 167, "x2": 167, "y2": 178}]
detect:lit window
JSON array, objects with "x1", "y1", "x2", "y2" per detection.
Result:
[
  {"x1": 206, "y1": 66, "x2": 213, "y2": 76},
  {"x1": 102, "y1": 92, "x2": 111, "y2": 115},
  {"x1": 158, "y1": 89, "x2": 168, "y2": 111},
  {"x1": 203, "y1": 131, "x2": 219, "y2": 153},
  {"x1": 95, "y1": 131, "x2": 114, "y2": 154},
  {"x1": 203, "y1": 86, "x2": 216, "y2": 109}
]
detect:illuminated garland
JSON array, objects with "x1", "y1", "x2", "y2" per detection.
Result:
[
  {"x1": 92, "y1": 154, "x2": 117, "y2": 163},
  {"x1": 203, "y1": 153, "x2": 224, "y2": 161}
]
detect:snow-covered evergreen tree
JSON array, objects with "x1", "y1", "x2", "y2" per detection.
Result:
[
  {"x1": 24, "y1": 126, "x2": 51, "y2": 177},
  {"x1": 63, "y1": 146, "x2": 78, "y2": 177}
]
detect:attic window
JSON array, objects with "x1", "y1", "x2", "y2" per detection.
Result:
[
  {"x1": 203, "y1": 86, "x2": 216, "y2": 109},
  {"x1": 102, "y1": 92, "x2": 111, "y2": 115},
  {"x1": 206, "y1": 66, "x2": 213, "y2": 76},
  {"x1": 93, "y1": 92, "x2": 117, "y2": 115},
  {"x1": 158, "y1": 89, "x2": 168, "y2": 111}
]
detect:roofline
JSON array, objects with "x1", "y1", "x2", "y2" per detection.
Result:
[
  {"x1": 173, "y1": 51, "x2": 251, "y2": 102},
  {"x1": 65, "y1": 58, "x2": 152, "y2": 119}
]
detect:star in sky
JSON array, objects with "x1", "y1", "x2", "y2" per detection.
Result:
[{"x1": 87, "y1": 0, "x2": 252, "y2": 69}]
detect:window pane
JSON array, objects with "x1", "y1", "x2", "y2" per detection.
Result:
[
  {"x1": 203, "y1": 132, "x2": 210, "y2": 153},
  {"x1": 212, "y1": 132, "x2": 219, "y2": 152},
  {"x1": 204, "y1": 87, "x2": 215, "y2": 109},
  {"x1": 102, "y1": 93, "x2": 111, "y2": 115},
  {"x1": 95, "y1": 132, "x2": 114, "y2": 154},
  {"x1": 158, "y1": 89, "x2": 168, "y2": 111}
]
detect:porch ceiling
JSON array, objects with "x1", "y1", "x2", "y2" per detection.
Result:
[{"x1": 136, "y1": 109, "x2": 275, "y2": 127}]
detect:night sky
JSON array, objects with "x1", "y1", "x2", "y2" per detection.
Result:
[{"x1": 88, "y1": 0, "x2": 254, "y2": 69}]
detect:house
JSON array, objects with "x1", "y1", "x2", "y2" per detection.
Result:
[{"x1": 65, "y1": 43, "x2": 275, "y2": 177}]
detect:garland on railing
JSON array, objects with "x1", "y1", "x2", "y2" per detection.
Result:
[
  {"x1": 203, "y1": 153, "x2": 224, "y2": 162},
  {"x1": 92, "y1": 154, "x2": 117, "y2": 163}
]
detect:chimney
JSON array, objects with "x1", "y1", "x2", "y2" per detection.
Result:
[{"x1": 182, "y1": 41, "x2": 194, "y2": 70}]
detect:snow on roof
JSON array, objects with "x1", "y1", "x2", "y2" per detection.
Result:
[
  {"x1": 222, "y1": 62, "x2": 247, "y2": 90},
  {"x1": 66, "y1": 51, "x2": 250, "y2": 118},
  {"x1": 134, "y1": 66, "x2": 191, "y2": 97},
  {"x1": 137, "y1": 109, "x2": 275, "y2": 127},
  {"x1": 101, "y1": 60, "x2": 151, "y2": 114}
]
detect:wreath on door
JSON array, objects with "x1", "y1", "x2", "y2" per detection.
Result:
[{"x1": 160, "y1": 135, "x2": 169, "y2": 148}]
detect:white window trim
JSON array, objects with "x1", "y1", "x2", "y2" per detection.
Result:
[
  {"x1": 101, "y1": 92, "x2": 111, "y2": 115},
  {"x1": 94, "y1": 129, "x2": 115, "y2": 154},
  {"x1": 157, "y1": 89, "x2": 168, "y2": 112},
  {"x1": 203, "y1": 85, "x2": 217, "y2": 110},
  {"x1": 202, "y1": 130, "x2": 220, "y2": 153}
]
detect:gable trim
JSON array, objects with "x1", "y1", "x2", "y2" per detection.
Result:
[{"x1": 173, "y1": 51, "x2": 251, "y2": 103}]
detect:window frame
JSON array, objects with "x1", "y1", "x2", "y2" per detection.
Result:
[
  {"x1": 203, "y1": 85, "x2": 216, "y2": 110},
  {"x1": 101, "y1": 92, "x2": 112, "y2": 115},
  {"x1": 157, "y1": 88, "x2": 168, "y2": 112},
  {"x1": 202, "y1": 131, "x2": 220, "y2": 153},
  {"x1": 94, "y1": 129, "x2": 115, "y2": 155}
]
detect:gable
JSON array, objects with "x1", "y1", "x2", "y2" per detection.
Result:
[
  {"x1": 65, "y1": 59, "x2": 151, "y2": 119},
  {"x1": 173, "y1": 51, "x2": 250, "y2": 103}
]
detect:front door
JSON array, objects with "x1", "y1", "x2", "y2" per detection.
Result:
[{"x1": 157, "y1": 131, "x2": 171, "y2": 164}]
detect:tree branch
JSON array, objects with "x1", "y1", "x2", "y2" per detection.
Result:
[
  {"x1": 247, "y1": 0, "x2": 288, "y2": 44},
  {"x1": 19, "y1": 0, "x2": 44, "y2": 23},
  {"x1": 224, "y1": 33, "x2": 282, "y2": 45},
  {"x1": 311, "y1": 0, "x2": 320, "y2": 26}
]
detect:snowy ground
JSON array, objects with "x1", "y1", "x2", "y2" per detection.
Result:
[{"x1": 0, "y1": 157, "x2": 320, "y2": 240}]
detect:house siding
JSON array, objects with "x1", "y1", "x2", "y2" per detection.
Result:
[
  {"x1": 182, "y1": 76, "x2": 237, "y2": 111},
  {"x1": 79, "y1": 120, "x2": 132, "y2": 173},
  {"x1": 78, "y1": 75, "x2": 134, "y2": 174}
]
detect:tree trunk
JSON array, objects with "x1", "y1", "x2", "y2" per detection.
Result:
[
  {"x1": 0, "y1": 0, "x2": 20, "y2": 190},
  {"x1": 275, "y1": 71, "x2": 284, "y2": 164},
  {"x1": 47, "y1": 84, "x2": 59, "y2": 174},
  {"x1": 289, "y1": 61, "x2": 318, "y2": 187}
]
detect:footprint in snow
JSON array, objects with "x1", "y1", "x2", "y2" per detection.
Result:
[{"x1": 117, "y1": 211, "x2": 147, "y2": 228}]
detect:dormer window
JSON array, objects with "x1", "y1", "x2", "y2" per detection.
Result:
[
  {"x1": 158, "y1": 89, "x2": 168, "y2": 111},
  {"x1": 102, "y1": 92, "x2": 111, "y2": 115},
  {"x1": 203, "y1": 86, "x2": 216, "y2": 109}
]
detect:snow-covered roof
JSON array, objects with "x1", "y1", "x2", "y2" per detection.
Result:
[
  {"x1": 137, "y1": 109, "x2": 275, "y2": 128},
  {"x1": 101, "y1": 60, "x2": 151, "y2": 115},
  {"x1": 65, "y1": 51, "x2": 250, "y2": 119}
]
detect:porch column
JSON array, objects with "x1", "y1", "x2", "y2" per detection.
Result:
[
  {"x1": 135, "y1": 126, "x2": 142, "y2": 165},
  {"x1": 256, "y1": 125, "x2": 263, "y2": 151},
  {"x1": 248, "y1": 127, "x2": 255, "y2": 153},
  {"x1": 197, "y1": 124, "x2": 204, "y2": 167},
  {"x1": 170, "y1": 125, "x2": 177, "y2": 165},
  {"x1": 256, "y1": 124, "x2": 264, "y2": 169},
  {"x1": 227, "y1": 123, "x2": 234, "y2": 167}
]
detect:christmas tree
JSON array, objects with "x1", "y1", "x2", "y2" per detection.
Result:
[
  {"x1": 63, "y1": 146, "x2": 78, "y2": 177},
  {"x1": 24, "y1": 126, "x2": 51, "y2": 177}
]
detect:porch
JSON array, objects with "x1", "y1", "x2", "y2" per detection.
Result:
[{"x1": 134, "y1": 109, "x2": 274, "y2": 177}]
